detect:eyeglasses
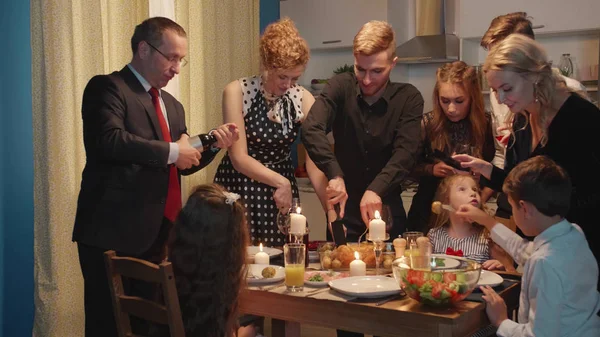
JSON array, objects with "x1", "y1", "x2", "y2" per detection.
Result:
[{"x1": 145, "y1": 41, "x2": 188, "y2": 68}]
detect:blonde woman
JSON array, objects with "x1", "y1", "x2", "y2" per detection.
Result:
[
  {"x1": 454, "y1": 34, "x2": 600, "y2": 288},
  {"x1": 214, "y1": 18, "x2": 315, "y2": 246}
]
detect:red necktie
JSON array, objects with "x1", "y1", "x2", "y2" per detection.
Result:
[{"x1": 149, "y1": 87, "x2": 181, "y2": 222}]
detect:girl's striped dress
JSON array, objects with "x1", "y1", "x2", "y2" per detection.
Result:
[{"x1": 427, "y1": 225, "x2": 490, "y2": 263}]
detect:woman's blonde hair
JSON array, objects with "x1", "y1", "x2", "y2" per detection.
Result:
[
  {"x1": 353, "y1": 20, "x2": 396, "y2": 59},
  {"x1": 430, "y1": 175, "x2": 487, "y2": 231},
  {"x1": 483, "y1": 34, "x2": 560, "y2": 147},
  {"x1": 429, "y1": 61, "x2": 487, "y2": 157},
  {"x1": 260, "y1": 17, "x2": 309, "y2": 71}
]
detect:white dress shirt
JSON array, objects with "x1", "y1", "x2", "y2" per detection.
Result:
[
  {"x1": 127, "y1": 64, "x2": 179, "y2": 164},
  {"x1": 491, "y1": 219, "x2": 600, "y2": 337}
]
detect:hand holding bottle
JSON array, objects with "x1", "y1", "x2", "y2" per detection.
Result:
[{"x1": 176, "y1": 134, "x2": 201, "y2": 169}]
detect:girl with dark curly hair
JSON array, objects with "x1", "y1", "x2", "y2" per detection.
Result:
[{"x1": 168, "y1": 184, "x2": 254, "y2": 337}]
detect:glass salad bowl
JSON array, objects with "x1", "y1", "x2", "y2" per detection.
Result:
[{"x1": 392, "y1": 254, "x2": 482, "y2": 307}]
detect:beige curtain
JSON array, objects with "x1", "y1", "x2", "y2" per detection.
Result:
[
  {"x1": 176, "y1": 0, "x2": 260, "y2": 198},
  {"x1": 31, "y1": 0, "x2": 259, "y2": 335}
]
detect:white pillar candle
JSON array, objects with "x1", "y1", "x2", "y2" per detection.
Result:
[
  {"x1": 254, "y1": 243, "x2": 270, "y2": 265},
  {"x1": 369, "y1": 210, "x2": 386, "y2": 240},
  {"x1": 349, "y1": 251, "x2": 366, "y2": 276},
  {"x1": 290, "y1": 207, "x2": 306, "y2": 235}
]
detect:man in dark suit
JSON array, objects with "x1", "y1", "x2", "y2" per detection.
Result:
[{"x1": 72, "y1": 17, "x2": 239, "y2": 337}]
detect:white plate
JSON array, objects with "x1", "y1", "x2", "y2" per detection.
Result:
[
  {"x1": 329, "y1": 276, "x2": 401, "y2": 298},
  {"x1": 247, "y1": 246, "x2": 283, "y2": 259},
  {"x1": 246, "y1": 264, "x2": 285, "y2": 285},
  {"x1": 477, "y1": 270, "x2": 504, "y2": 287},
  {"x1": 431, "y1": 255, "x2": 461, "y2": 269},
  {"x1": 304, "y1": 271, "x2": 349, "y2": 287}
]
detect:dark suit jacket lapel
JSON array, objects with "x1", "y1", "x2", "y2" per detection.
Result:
[{"x1": 119, "y1": 66, "x2": 164, "y2": 141}]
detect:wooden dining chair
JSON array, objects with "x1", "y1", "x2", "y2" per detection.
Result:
[{"x1": 104, "y1": 250, "x2": 185, "y2": 337}]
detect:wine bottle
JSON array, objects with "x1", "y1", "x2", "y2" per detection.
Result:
[{"x1": 188, "y1": 133, "x2": 217, "y2": 151}]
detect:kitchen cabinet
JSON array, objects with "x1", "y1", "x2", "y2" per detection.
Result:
[
  {"x1": 458, "y1": 0, "x2": 600, "y2": 39},
  {"x1": 281, "y1": 0, "x2": 388, "y2": 50}
]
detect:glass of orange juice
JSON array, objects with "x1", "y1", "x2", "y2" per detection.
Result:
[{"x1": 284, "y1": 243, "x2": 305, "y2": 292}]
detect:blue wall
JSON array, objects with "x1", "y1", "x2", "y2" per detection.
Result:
[
  {"x1": 259, "y1": 0, "x2": 280, "y2": 33},
  {"x1": 259, "y1": 0, "x2": 305, "y2": 169},
  {"x1": 0, "y1": 1, "x2": 35, "y2": 336}
]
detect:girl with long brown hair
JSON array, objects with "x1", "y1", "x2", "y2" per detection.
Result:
[
  {"x1": 407, "y1": 61, "x2": 496, "y2": 232},
  {"x1": 168, "y1": 184, "x2": 254, "y2": 337}
]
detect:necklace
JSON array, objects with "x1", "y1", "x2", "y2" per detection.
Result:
[{"x1": 261, "y1": 87, "x2": 283, "y2": 111}]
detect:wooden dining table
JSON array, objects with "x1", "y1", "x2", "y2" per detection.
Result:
[{"x1": 239, "y1": 273, "x2": 520, "y2": 337}]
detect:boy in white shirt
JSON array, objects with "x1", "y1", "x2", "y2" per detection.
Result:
[{"x1": 457, "y1": 156, "x2": 600, "y2": 337}]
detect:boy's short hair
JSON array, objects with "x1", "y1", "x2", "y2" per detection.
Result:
[
  {"x1": 353, "y1": 20, "x2": 396, "y2": 59},
  {"x1": 503, "y1": 156, "x2": 571, "y2": 217},
  {"x1": 480, "y1": 12, "x2": 535, "y2": 50}
]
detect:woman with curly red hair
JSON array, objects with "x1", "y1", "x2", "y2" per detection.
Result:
[{"x1": 214, "y1": 17, "x2": 315, "y2": 246}]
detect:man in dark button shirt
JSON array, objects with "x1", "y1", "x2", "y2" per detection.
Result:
[{"x1": 302, "y1": 20, "x2": 424, "y2": 245}]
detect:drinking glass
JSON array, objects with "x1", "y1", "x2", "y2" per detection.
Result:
[
  {"x1": 410, "y1": 241, "x2": 432, "y2": 271},
  {"x1": 453, "y1": 144, "x2": 476, "y2": 156},
  {"x1": 402, "y1": 231, "x2": 424, "y2": 257},
  {"x1": 277, "y1": 198, "x2": 301, "y2": 237},
  {"x1": 283, "y1": 243, "x2": 305, "y2": 292}
]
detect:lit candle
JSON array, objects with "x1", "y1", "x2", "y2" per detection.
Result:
[
  {"x1": 369, "y1": 210, "x2": 386, "y2": 240},
  {"x1": 290, "y1": 207, "x2": 306, "y2": 235},
  {"x1": 349, "y1": 251, "x2": 366, "y2": 276},
  {"x1": 254, "y1": 243, "x2": 270, "y2": 265}
]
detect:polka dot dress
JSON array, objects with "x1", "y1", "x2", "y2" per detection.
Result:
[{"x1": 215, "y1": 76, "x2": 304, "y2": 246}]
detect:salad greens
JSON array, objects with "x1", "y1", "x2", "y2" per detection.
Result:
[
  {"x1": 308, "y1": 274, "x2": 324, "y2": 282},
  {"x1": 400, "y1": 269, "x2": 472, "y2": 306}
]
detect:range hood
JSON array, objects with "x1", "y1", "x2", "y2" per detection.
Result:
[{"x1": 396, "y1": 0, "x2": 459, "y2": 64}]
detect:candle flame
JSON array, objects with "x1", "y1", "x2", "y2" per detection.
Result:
[
  {"x1": 374, "y1": 210, "x2": 381, "y2": 219},
  {"x1": 296, "y1": 206, "x2": 302, "y2": 213},
  {"x1": 259, "y1": 243, "x2": 263, "y2": 252},
  {"x1": 354, "y1": 251, "x2": 360, "y2": 260}
]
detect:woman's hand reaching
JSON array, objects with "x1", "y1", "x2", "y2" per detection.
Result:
[
  {"x1": 273, "y1": 178, "x2": 292, "y2": 214},
  {"x1": 452, "y1": 154, "x2": 494, "y2": 180}
]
